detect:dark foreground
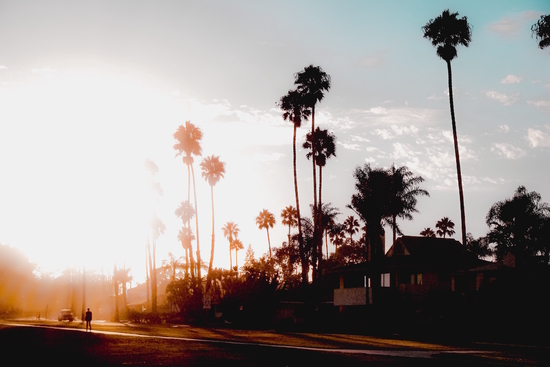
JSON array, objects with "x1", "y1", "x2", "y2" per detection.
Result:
[{"x1": 1, "y1": 321, "x2": 548, "y2": 366}]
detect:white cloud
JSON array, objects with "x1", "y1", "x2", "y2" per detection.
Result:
[
  {"x1": 372, "y1": 129, "x2": 393, "y2": 140},
  {"x1": 350, "y1": 135, "x2": 370, "y2": 143},
  {"x1": 491, "y1": 143, "x2": 526, "y2": 159},
  {"x1": 370, "y1": 106, "x2": 387, "y2": 114},
  {"x1": 0, "y1": 65, "x2": 7, "y2": 70},
  {"x1": 501, "y1": 75, "x2": 523, "y2": 84},
  {"x1": 31, "y1": 67, "x2": 57, "y2": 76},
  {"x1": 483, "y1": 90, "x2": 519, "y2": 106},
  {"x1": 428, "y1": 94, "x2": 443, "y2": 101},
  {"x1": 482, "y1": 177, "x2": 498, "y2": 184},
  {"x1": 338, "y1": 142, "x2": 362, "y2": 151},
  {"x1": 527, "y1": 126, "x2": 550, "y2": 147},
  {"x1": 391, "y1": 125, "x2": 418, "y2": 136},
  {"x1": 499, "y1": 125, "x2": 510, "y2": 133},
  {"x1": 527, "y1": 100, "x2": 550, "y2": 109},
  {"x1": 252, "y1": 152, "x2": 285, "y2": 163},
  {"x1": 489, "y1": 11, "x2": 542, "y2": 37}
]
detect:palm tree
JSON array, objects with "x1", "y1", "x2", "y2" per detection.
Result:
[
  {"x1": 328, "y1": 223, "x2": 345, "y2": 253},
  {"x1": 281, "y1": 205, "x2": 298, "y2": 245},
  {"x1": 222, "y1": 222, "x2": 239, "y2": 270},
  {"x1": 173, "y1": 121, "x2": 203, "y2": 281},
  {"x1": 343, "y1": 215, "x2": 360, "y2": 245},
  {"x1": 175, "y1": 200, "x2": 196, "y2": 277},
  {"x1": 320, "y1": 203, "x2": 340, "y2": 258},
  {"x1": 161, "y1": 252, "x2": 185, "y2": 281},
  {"x1": 436, "y1": 217, "x2": 456, "y2": 238},
  {"x1": 303, "y1": 128, "x2": 336, "y2": 280},
  {"x1": 420, "y1": 227, "x2": 436, "y2": 237},
  {"x1": 423, "y1": 10, "x2": 472, "y2": 247},
  {"x1": 112, "y1": 265, "x2": 120, "y2": 322},
  {"x1": 256, "y1": 209, "x2": 276, "y2": 258},
  {"x1": 294, "y1": 65, "x2": 331, "y2": 275},
  {"x1": 386, "y1": 164, "x2": 429, "y2": 246},
  {"x1": 232, "y1": 238, "x2": 244, "y2": 271},
  {"x1": 178, "y1": 227, "x2": 195, "y2": 278},
  {"x1": 278, "y1": 89, "x2": 310, "y2": 287},
  {"x1": 200, "y1": 155, "x2": 226, "y2": 280},
  {"x1": 532, "y1": 14, "x2": 550, "y2": 50}
]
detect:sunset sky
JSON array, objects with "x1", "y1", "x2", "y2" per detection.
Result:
[{"x1": 0, "y1": 0, "x2": 549, "y2": 284}]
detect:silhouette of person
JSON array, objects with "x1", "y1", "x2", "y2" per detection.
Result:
[{"x1": 85, "y1": 308, "x2": 92, "y2": 331}]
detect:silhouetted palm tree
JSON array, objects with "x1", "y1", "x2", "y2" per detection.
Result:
[
  {"x1": 222, "y1": 222, "x2": 239, "y2": 270},
  {"x1": 328, "y1": 222, "x2": 345, "y2": 253},
  {"x1": 436, "y1": 217, "x2": 455, "y2": 238},
  {"x1": 256, "y1": 209, "x2": 276, "y2": 258},
  {"x1": 532, "y1": 14, "x2": 550, "y2": 50},
  {"x1": 162, "y1": 252, "x2": 185, "y2": 281},
  {"x1": 386, "y1": 164, "x2": 429, "y2": 246},
  {"x1": 200, "y1": 155, "x2": 226, "y2": 279},
  {"x1": 420, "y1": 227, "x2": 436, "y2": 237},
  {"x1": 175, "y1": 200, "x2": 196, "y2": 277},
  {"x1": 278, "y1": 89, "x2": 310, "y2": 287},
  {"x1": 319, "y1": 203, "x2": 340, "y2": 257},
  {"x1": 423, "y1": 10, "x2": 471, "y2": 246},
  {"x1": 232, "y1": 238, "x2": 244, "y2": 272},
  {"x1": 343, "y1": 215, "x2": 360, "y2": 245},
  {"x1": 173, "y1": 121, "x2": 203, "y2": 281},
  {"x1": 294, "y1": 65, "x2": 331, "y2": 270},
  {"x1": 281, "y1": 205, "x2": 298, "y2": 245}
]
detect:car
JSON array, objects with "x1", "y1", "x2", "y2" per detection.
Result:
[{"x1": 58, "y1": 309, "x2": 74, "y2": 322}]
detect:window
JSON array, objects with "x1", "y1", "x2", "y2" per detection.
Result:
[
  {"x1": 410, "y1": 273, "x2": 423, "y2": 285},
  {"x1": 381, "y1": 273, "x2": 390, "y2": 287}
]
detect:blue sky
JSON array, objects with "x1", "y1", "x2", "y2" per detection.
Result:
[{"x1": 0, "y1": 0, "x2": 549, "y2": 282}]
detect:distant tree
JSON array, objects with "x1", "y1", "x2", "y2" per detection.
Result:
[
  {"x1": 149, "y1": 215, "x2": 165, "y2": 314},
  {"x1": 173, "y1": 121, "x2": 203, "y2": 281},
  {"x1": 175, "y1": 200, "x2": 196, "y2": 277},
  {"x1": 112, "y1": 265, "x2": 120, "y2": 322},
  {"x1": 200, "y1": 155, "x2": 226, "y2": 281},
  {"x1": 161, "y1": 252, "x2": 185, "y2": 282},
  {"x1": 343, "y1": 215, "x2": 360, "y2": 245},
  {"x1": 420, "y1": 227, "x2": 436, "y2": 237},
  {"x1": 222, "y1": 222, "x2": 239, "y2": 270},
  {"x1": 423, "y1": 9, "x2": 472, "y2": 248},
  {"x1": 328, "y1": 222, "x2": 346, "y2": 253},
  {"x1": 436, "y1": 217, "x2": 456, "y2": 238},
  {"x1": 278, "y1": 89, "x2": 310, "y2": 288},
  {"x1": 256, "y1": 209, "x2": 276, "y2": 258},
  {"x1": 486, "y1": 186, "x2": 550, "y2": 263},
  {"x1": 465, "y1": 233, "x2": 493, "y2": 259},
  {"x1": 281, "y1": 205, "x2": 298, "y2": 245},
  {"x1": 231, "y1": 238, "x2": 244, "y2": 271},
  {"x1": 386, "y1": 164, "x2": 429, "y2": 246},
  {"x1": 532, "y1": 14, "x2": 550, "y2": 50},
  {"x1": 320, "y1": 203, "x2": 340, "y2": 257}
]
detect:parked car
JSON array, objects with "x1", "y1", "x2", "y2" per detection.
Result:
[{"x1": 58, "y1": 309, "x2": 74, "y2": 322}]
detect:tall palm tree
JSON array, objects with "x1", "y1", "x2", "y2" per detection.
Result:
[
  {"x1": 173, "y1": 121, "x2": 203, "y2": 281},
  {"x1": 420, "y1": 227, "x2": 436, "y2": 237},
  {"x1": 281, "y1": 205, "x2": 298, "y2": 245},
  {"x1": 328, "y1": 222, "x2": 345, "y2": 253},
  {"x1": 294, "y1": 65, "x2": 331, "y2": 270},
  {"x1": 423, "y1": 10, "x2": 472, "y2": 247},
  {"x1": 222, "y1": 222, "x2": 239, "y2": 270},
  {"x1": 532, "y1": 14, "x2": 550, "y2": 50},
  {"x1": 436, "y1": 217, "x2": 456, "y2": 238},
  {"x1": 256, "y1": 209, "x2": 276, "y2": 258},
  {"x1": 303, "y1": 128, "x2": 336, "y2": 280},
  {"x1": 386, "y1": 164, "x2": 429, "y2": 246},
  {"x1": 232, "y1": 238, "x2": 244, "y2": 271},
  {"x1": 175, "y1": 200, "x2": 195, "y2": 277},
  {"x1": 200, "y1": 155, "x2": 226, "y2": 279},
  {"x1": 278, "y1": 89, "x2": 310, "y2": 287}
]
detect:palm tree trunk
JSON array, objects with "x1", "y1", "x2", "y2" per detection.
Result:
[
  {"x1": 266, "y1": 227, "x2": 272, "y2": 258},
  {"x1": 229, "y1": 237, "x2": 233, "y2": 270},
  {"x1": 446, "y1": 59, "x2": 467, "y2": 247},
  {"x1": 184, "y1": 247, "x2": 189, "y2": 277},
  {"x1": 293, "y1": 124, "x2": 308, "y2": 287},
  {"x1": 317, "y1": 166, "x2": 324, "y2": 283},
  {"x1": 113, "y1": 276, "x2": 119, "y2": 322},
  {"x1": 191, "y1": 164, "x2": 201, "y2": 282},
  {"x1": 311, "y1": 105, "x2": 319, "y2": 286},
  {"x1": 208, "y1": 185, "x2": 215, "y2": 279},
  {"x1": 145, "y1": 243, "x2": 150, "y2": 307}
]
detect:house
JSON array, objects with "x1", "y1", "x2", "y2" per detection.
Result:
[{"x1": 332, "y1": 236, "x2": 488, "y2": 312}]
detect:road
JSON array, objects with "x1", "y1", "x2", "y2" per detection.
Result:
[{"x1": 0, "y1": 319, "x2": 548, "y2": 366}]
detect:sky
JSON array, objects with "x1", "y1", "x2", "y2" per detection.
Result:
[{"x1": 0, "y1": 0, "x2": 549, "y2": 284}]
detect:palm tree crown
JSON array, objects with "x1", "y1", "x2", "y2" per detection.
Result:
[
  {"x1": 532, "y1": 14, "x2": 550, "y2": 50},
  {"x1": 422, "y1": 9, "x2": 472, "y2": 62},
  {"x1": 436, "y1": 217, "x2": 456, "y2": 238},
  {"x1": 222, "y1": 222, "x2": 239, "y2": 270},
  {"x1": 420, "y1": 227, "x2": 436, "y2": 237},
  {"x1": 256, "y1": 209, "x2": 276, "y2": 257},
  {"x1": 173, "y1": 121, "x2": 203, "y2": 163},
  {"x1": 278, "y1": 89, "x2": 311, "y2": 128},
  {"x1": 200, "y1": 155, "x2": 225, "y2": 187},
  {"x1": 294, "y1": 65, "x2": 332, "y2": 109}
]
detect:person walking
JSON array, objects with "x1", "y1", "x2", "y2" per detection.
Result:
[{"x1": 85, "y1": 308, "x2": 92, "y2": 331}]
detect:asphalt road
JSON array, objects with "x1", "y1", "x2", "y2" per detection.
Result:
[{"x1": 0, "y1": 320, "x2": 548, "y2": 366}]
